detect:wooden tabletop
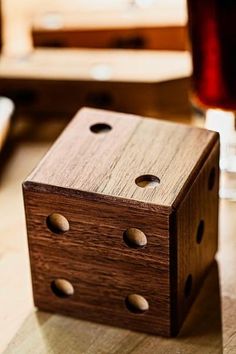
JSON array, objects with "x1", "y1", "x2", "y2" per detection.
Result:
[{"x1": 1, "y1": 117, "x2": 236, "y2": 353}]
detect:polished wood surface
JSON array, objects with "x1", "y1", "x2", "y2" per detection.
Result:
[{"x1": 175, "y1": 141, "x2": 219, "y2": 333}]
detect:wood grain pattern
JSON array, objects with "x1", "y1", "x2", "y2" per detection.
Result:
[
  {"x1": 23, "y1": 189, "x2": 171, "y2": 336},
  {"x1": 0, "y1": 49, "x2": 191, "y2": 117},
  {"x1": 23, "y1": 108, "x2": 219, "y2": 336},
  {"x1": 32, "y1": 2, "x2": 187, "y2": 50}
]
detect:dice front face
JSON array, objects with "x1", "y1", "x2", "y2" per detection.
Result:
[
  {"x1": 23, "y1": 186, "x2": 172, "y2": 336},
  {"x1": 23, "y1": 108, "x2": 219, "y2": 336}
]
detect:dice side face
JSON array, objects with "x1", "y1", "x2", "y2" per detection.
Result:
[
  {"x1": 23, "y1": 184, "x2": 172, "y2": 336},
  {"x1": 171, "y1": 140, "x2": 220, "y2": 334}
]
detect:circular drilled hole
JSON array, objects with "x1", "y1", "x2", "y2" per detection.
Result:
[
  {"x1": 184, "y1": 274, "x2": 193, "y2": 298},
  {"x1": 123, "y1": 228, "x2": 147, "y2": 249},
  {"x1": 46, "y1": 213, "x2": 70, "y2": 234},
  {"x1": 51, "y1": 279, "x2": 74, "y2": 298},
  {"x1": 208, "y1": 167, "x2": 216, "y2": 191},
  {"x1": 196, "y1": 220, "x2": 205, "y2": 244},
  {"x1": 90, "y1": 123, "x2": 112, "y2": 134},
  {"x1": 125, "y1": 294, "x2": 149, "y2": 314},
  {"x1": 135, "y1": 174, "x2": 160, "y2": 188}
]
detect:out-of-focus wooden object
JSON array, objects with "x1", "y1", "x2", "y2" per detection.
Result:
[
  {"x1": 32, "y1": 8, "x2": 187, "y2": 50},
  {"x1": 0, "y1": 49, "x2": 191, "y2": 119},
  {"x1": 32, "y1": 1, "x2": 187, "y2": 50},
  {"x1": 1, "y1": 0, "x2": 190, "y2": 121}
]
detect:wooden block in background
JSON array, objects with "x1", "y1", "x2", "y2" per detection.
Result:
[
  {"x1": 0, "y1": 49, "x2": 191, "y2": 119},
  {"x1": 32, "y1": 2, "x2": 188, "y2": 50},
  {"x1": 23, "y1": 107, "x2": 219, "y2": 336}
]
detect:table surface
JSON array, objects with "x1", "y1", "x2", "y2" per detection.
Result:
[
  {"x1": 1, "y1": 116, "x2": 236, "y2": 354},
  {"x1": 1, "y1": 0, "x2": 236, "y2": 353}
]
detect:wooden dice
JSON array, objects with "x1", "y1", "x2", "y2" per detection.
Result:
[
  {"x1": 23, "y1": 108, "x2": 219, "y2": 336},
  {"x1": 32, "y1": 3, "x2": 187, "y2": 50}
]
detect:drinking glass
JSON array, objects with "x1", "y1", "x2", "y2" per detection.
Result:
[{"x1": 187, "y1": 0, "x2": 236, "y2": 199}]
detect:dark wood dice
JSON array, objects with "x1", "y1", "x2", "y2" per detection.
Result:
[{"x1": 23, "y1": 108, "x2": 219, "y2": 336}]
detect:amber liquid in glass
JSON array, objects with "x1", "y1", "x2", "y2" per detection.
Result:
[{"x1": 188, "y1": 0, "x2": 236, "y2": 111}]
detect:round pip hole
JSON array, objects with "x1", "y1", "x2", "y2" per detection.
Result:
[
  {"x1": 90, "y1": 123, "x2": 112, "y2": 134},
  {"x1": 46, "y1": 213, "x2": 70, "y2": 234},
  {"x1": 196, "y1": 220, "x2": 205, "y2": 244},
  {"x1": 135, "y1": 174, "x2": 160, "y2": 188},
  {"x1": 184, "y1": 274, "x2": 192, "y2": 298},
  {"x1": 208, "y1": 167, "x2": 216, "y2": 191},
  {"x1": 51, "y1": 279, "x2": 74, "y2": 298},
  {"x1": 125, "y1": 294, "x2": 149, "y2": 314},
  {"x1": 123, "y1": 228, "x2": 147, "y2": 249}
]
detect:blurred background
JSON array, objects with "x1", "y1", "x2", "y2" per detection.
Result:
[{"x1": 0, "y1": 0, "x2": 192, "y2": 164}]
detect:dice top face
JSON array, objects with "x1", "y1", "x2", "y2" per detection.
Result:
[
  {"x1": 23, "y1": 108, "x2": 219, "y2": 337},
  {"x1": 25, "y1": 107, "x2": 218, "y2": 211}
]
